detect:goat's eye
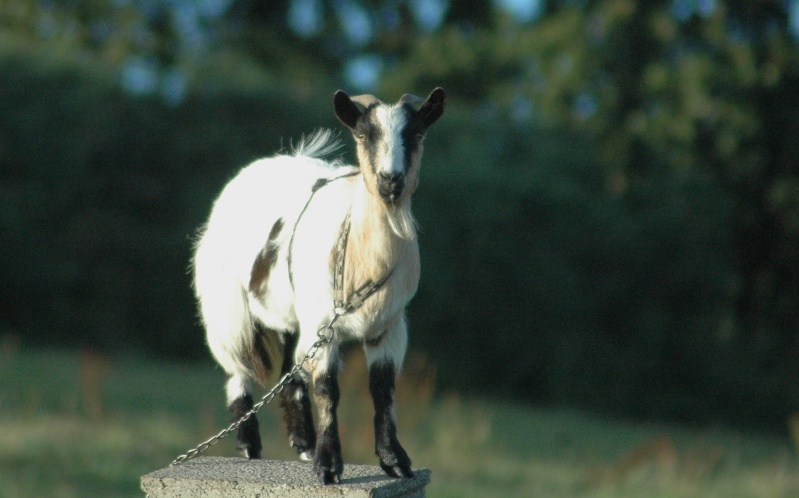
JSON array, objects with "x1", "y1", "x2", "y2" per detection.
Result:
[
  {"x1": 416, "y1": 133, "x2": 425, "y2": 142},
  {"x1": 356, "y1": 133, "x2": 365, "y2": 142}
]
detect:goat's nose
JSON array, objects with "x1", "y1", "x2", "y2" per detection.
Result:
[
  {"x1": 378, "y1": 172, "x2": 402, "y2": 184},
  {"x1": 377, "y1": 171, "x2": 405, "y2": 202}
]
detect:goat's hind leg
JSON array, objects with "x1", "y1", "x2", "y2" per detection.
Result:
[
  {"x1": 226, "y1": 375, "x2": 262, "y2": 459},
  {"x1": 279, "y1": 332, "x2": 316, "y2": 461}
]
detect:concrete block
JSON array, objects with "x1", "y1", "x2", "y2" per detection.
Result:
[{"x1": 141, "y1": 457, "x2": 431, "y2": 498}]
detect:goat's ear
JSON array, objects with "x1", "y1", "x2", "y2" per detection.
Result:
[
  {"x1": 418, "y1": 87, "x2": 446, "y2": 128},
  {"x1": 334, "y1": 90, "x2": 361, "y2": 130}
]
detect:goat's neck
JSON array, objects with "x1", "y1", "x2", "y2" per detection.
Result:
[{"x1": 344, "y1": 182, "x2": 417, "y2": 292}]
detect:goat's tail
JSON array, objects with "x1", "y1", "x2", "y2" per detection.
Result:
[
  {"x1": 291, "y1": 129, "x2": 343, "y2": 159},
  {"x1": 192, "y1": 229, "x2": 279, "y2": 390}
]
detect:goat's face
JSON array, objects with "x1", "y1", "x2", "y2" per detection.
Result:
[{"x1": 334, "y1": 88, "x2": 446, "y2": 204}]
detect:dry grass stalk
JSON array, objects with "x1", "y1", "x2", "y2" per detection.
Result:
[{"x1": 79, "y1": 350, "x2": 112, "y2": 423}]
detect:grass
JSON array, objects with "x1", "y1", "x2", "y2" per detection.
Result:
[{"x1": 1, "y1": 345, "x2": 797, "y2": 497}]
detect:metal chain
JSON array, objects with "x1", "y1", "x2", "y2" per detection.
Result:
[
  {"x1": 170, "y1": 313, "x2": 342, "y2": 466},
  {"x1": 171, "y1": 171, "x2": 391, "y2": 467}
]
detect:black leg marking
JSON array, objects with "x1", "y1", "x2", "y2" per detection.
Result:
[
  {"x1": 229, "y1": 393, "x2": 262, "y2": 459},
  {"x1": 369, "y1": 361, "x2": 413, "y2": 478},
  {"x1": 313, "y1": 366, "x2": 343, "y2": 484},
  {"x1": 279, "y1": 333, "x2": 316, "y2": 459}
]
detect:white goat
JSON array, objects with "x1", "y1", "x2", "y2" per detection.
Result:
[{"x1": 192, "y1": 88, "x2": 446, "y2": 484}]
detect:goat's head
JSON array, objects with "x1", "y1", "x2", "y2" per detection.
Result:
[{"x1": 334, "y1": 88, "x2": 446, "y2": 204}]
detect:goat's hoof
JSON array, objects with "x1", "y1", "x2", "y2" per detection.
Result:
[
  {"x1": 239, "y1": 444, "x2": 262, "y2": 459},
  {"x1": 379, "y1": 461, "x2": 414, "y2": 479},
  {"x1": 313, "y1": 451, "x2": 343, "y2": 484},
  {"x1": 314, "y1": 463, "x2": 342, "y2": 484},
  {"x1": 244, "y1": 449, "x2": 262, "y2": 459},
  {"x1": 318, "y1": 470, "x2": 341, "y2": 485},
  {"x1": 377, "y1": 444, "x2": 413, "y2": 478},
  {"x1": 235, "y1": 429, "x2": 262, "y2": 459}
]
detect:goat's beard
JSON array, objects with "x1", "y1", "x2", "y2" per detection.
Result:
[{"x1": 385, "y1": 199, "x2": 417, "y2": 241}]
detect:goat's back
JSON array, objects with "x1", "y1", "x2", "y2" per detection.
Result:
[{"x1": 194, "y1": 153, "x2": 359, "y2": 341}]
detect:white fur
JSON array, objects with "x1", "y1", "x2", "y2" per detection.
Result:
[
  {"x1": 193, "y1": 123, "x2": 419, "y2": 400},
  {"x1": 374, "y1": 104, "x2": 407, "y2": 178}
]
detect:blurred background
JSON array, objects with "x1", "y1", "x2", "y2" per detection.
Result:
[{"x1": 1, "y1": 0, "x2": 799, "y2": 496}]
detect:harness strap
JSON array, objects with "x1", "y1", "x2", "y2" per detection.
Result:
[
  {"x1": 332, "y1": 208, "x2": 395, "y2": 315},
  {"x1": 288, "y1": 170, "x2": 359, "y2": 290},
  {"x1": 335, "y1": 270, "x2": 395, "y2": 316},
  {"x1": 288, "y1": 169, "x2": 394, "y2": 319}
]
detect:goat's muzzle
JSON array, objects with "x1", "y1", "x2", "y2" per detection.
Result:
[{"x1": 377, "y1": 172, "x2": 405, "y2": 203}]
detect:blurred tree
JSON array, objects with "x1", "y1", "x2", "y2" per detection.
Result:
[
  {"x1": 2, "y1": 0, "x2": 799, "y2": 427},
  {"x1": 384, "y1": 0, "x2": 799, "y2": 367}
]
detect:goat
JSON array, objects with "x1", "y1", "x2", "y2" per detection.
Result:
[{"x1": 192, "y1": 88, "x2": 446, "y2": 484}]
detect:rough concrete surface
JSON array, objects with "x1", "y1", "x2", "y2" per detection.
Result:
[{"x1": 141, "y1": 457, "x2": 431, "y2": 498}]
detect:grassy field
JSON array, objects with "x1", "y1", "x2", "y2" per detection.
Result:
[{"x1": 1, "y1": 346, "x2": 797, "y2": 497}]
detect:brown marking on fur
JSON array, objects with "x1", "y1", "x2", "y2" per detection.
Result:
[
  {"x1": 312, "y1": 366, "x2": 340, "y2": 430},
  {"x1": 246, "y1": 332, "x2": 273, "y2": 385},
  {"x1": 246, "y1": 326, "x2": 284, "y2": 385},
  {"x1": 249, "y1": 218, "x2": 284, "y2": 300}
]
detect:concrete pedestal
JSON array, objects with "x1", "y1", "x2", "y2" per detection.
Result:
[{"x1": 141, "y1": 457, "x2": 431, "y2": 498}]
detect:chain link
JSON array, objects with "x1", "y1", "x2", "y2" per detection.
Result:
[{"x1": 170, "y1": 314, "x2": 341, "y2": 466}]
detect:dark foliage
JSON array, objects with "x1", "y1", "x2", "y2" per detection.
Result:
[{"x1": 2, "y1": 0, "x2": 799, "y2": 431}]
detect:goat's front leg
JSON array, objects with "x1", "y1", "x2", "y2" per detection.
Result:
[
  {"x1": 365, "y1": 318, "x2": 414, "y2": 478},
  {"x1": 307, "y1": 345, "x2": 343, "y2": 484}
]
